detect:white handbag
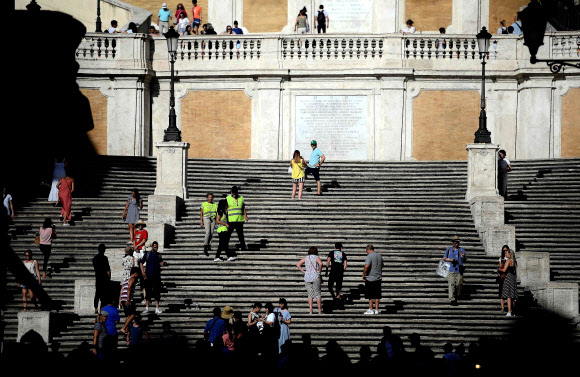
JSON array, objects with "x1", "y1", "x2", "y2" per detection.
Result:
[{"x1": 437, "y1": 260, "x2": 450, "y2": 278}]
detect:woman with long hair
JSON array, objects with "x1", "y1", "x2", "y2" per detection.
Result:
[
  {"x1": 297, "y1": 246, "x2": 323, "y2": 314},
  {"x1": 215, "y1": 198, "x2": 236, "y2": 261},
  {"x1": 498, "y1": 249, "x2": 518, "y2": 316},
  {"x1": 123, "y1": 189, "x2": 143, "y2": 241},
  {"x1": 498, "y1": 245, "x2": 509, "y2": 312},
  {"x1": 290, "y1": 150, "x2": 306, "y2": 199},
  {"x1": 56, "y1": 175, "x2": 74, "y2": 226},
  {"x1": 38, "y1": 217, "x2": 56, "y2": 279},
  {"x1": 18, "y1": 250, "x2": 41, "y2": 311},
  {"x1": 275, "y1": 298, "x2": 292, "y2": 354}
]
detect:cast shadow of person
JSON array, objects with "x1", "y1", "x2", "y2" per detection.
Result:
[{"x1": 2, "y1": 9, "x2": 99, "y2": 312}]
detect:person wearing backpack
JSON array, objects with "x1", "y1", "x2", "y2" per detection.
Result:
[{"x1": 315, "y1": 5, "x2": 329, "y2": 33}]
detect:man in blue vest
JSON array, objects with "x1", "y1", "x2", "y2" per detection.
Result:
[{"x1": 227, "y1": 186, "x2": 248, "y2": 251}]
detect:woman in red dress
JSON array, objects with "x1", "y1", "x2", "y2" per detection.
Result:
[{"x1": 56, "y1": 175, "x2": 74, "y2": 226}]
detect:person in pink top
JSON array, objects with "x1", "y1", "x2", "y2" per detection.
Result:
[
  {"x1": 56, "y1": 175, "x2": 74, "y2": 226},
  {"x1": 175, "y1": 3, "x2": 187, "y2": 23},
  {"x1": 38, "y1": 217, "x2": 56, "y2": 279}
]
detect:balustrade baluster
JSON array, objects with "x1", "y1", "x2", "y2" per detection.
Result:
[
  {"x1": 194, "y1": 40, "x2": 199, "y2": 60},
  {"x1": 419, "y1": 39, "x2": 425, "y2": 59},
  {"x1": 256, "y1": 39, "x2": 261, "y2": 59},
  {"x1": 363, "y1": 39, "x2": 368, "y2": 58},
  {"x1": 334, "y1": 39, "x2": 339, "y2": 59},
  {"x1": 427, "y1": 39, "x2": 432, "y2": 59}
]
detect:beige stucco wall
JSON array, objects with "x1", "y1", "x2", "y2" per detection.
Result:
[
  {"x1": 489, "y1": 0, "x2": 528, "y2": 34},
  {"x1": 181, "y1": 90, "x2": 251, "y2": 159},
  {"x1": 562, "y1": 88, "x2": 580, "y2": 158},
  {"x1": 405, "y1": 0, "x2": 453, "y2": 32},
  {"x1": 413, "y1": 90, "x2": 481, "y2": 161},
  {"x1": 81, "y1": 89, "x2": 108, "y2": 155}
]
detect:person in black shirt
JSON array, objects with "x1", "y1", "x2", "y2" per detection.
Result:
[
  {"x1": 325, "y1": 242, "x2": 347, "y2": 300},
  {"x1": 92, "y1": 244, "x2": 111, "y2": 314}
]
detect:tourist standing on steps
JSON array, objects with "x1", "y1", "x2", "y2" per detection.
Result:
[
  {"x1": 443, "y1": 236, "x2": 466, "y2": 306},
  {"x1": 305, "y1": 140, "x2": 326, "y2": 195},
  {"x1": 101, "y1": 299, "x2": 120, "y2": 352},
  {"x1": 499, "y1": 248, "x2": 518, "y2": 316},
  {"x1": 93, "y1": 311, "x2": 109, "y2": 360},
  {"x1": 227, "y1": 186, "x2": 248, "y2": 252},
  {"x1": 204, "y1": 307, "x2": 226, "y2": 346},
  {"x1": 498, "y1": 245, "x2": 509, "y2": 313},
  {"x1": 215, "y1": 198, "x2": 236, "y2": 261},
  {"x1": 158, "y1": 3, "x2": 172, "y2": 34},
  {"x1": 38, "y1": 217, "x2": 56, "y2": 279},
  {"x1": 18, "y1": 250, "x2": 41, "y2": 311},
  {"x1": 140, "y1": 241, "x2": 166, "y2": 314},
  {"x1": 134, "y1": 219, "x2": 148, "y2": 253},
  {"x1": 124, "y1": 189, "x2": 143, "y2": 242},
  {"x1": 400, "y1": 19, "x2": 416, "y2": 34},
  {"x1": 290, "y1": 150, "x2": 306, "y2": 199},
  {"x1": 297, "y1": 246, "x2": 323, "y2": 315},
  {"x1": 56, "y1": 175, "x2": 74, "y2": 226},
  {"x1": 200, "y1": 193, "x2": 217, "y2": 256},
  {"x1": 247, "y1": 302, "x2": 262, "y2": 354},
  {"x1": 274, "y1": 298, "x2": 292, "y2": 354},
  {"x1": 498, "y1": 149, "x2": 512, "y2": 199},
  {"x1": 315, "y1": 5, "x2": 329, "y2": 33},
  {"x1": 92, "y1": 244, "x2": 111, "y2": 314},
  {"x1": 326, "y1": 242, "x2": 347, "y2": 301},
  {"x1": 295, "y1": 8, "x2": 308, "y2": 34},
  {"x1": 363, "y1": 244, "x2": 383, "y2": 315}
]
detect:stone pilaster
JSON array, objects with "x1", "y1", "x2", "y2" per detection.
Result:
[
  {"x1": 18, "y1": 311, "x2": 50, "y2": 343},
  {"x1": 517, "y1": 251, "x2": 551, "y2": 288},
  {"x1": 154, "y1": 142, "x2": 190, "y2": 198},
  {"x1": 74, "y1": 280, "x2": 96, "y2": 315}
]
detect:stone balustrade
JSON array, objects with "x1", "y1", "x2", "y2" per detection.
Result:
[{"x1": 76, "y1": 32, "x2": 579, "y2": 74}]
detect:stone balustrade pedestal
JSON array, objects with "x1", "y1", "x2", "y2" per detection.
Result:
[{"x1": 18, "y1": 311, "x2": 50, "y2": 343}]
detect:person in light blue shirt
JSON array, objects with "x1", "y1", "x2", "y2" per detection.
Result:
[
  {"x1": 158, "y1": 3, "x2": 172, "y2": 34},
  {"x1": 443, "y1": 236, "x2": 466, "y2": 305},
  {"x1": 511, "y1": 16, "x2": 522, "y2": 35},
  {"x1": 305, "y1": 140, "x2": 325, "y2": 195}
]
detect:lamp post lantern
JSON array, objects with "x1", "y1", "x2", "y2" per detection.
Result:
[
  {"x1": 474, "y1": 26, "x2": 492, "y2": 144},
  {"x1": 519, "y1": 0, "x2": 580, "y2": 73},
  {"x1": 163, "y1": 26, "x2": 182, "y2": 142}
]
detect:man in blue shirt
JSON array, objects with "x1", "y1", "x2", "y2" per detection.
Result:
[
  {"x1": 140, "y1": 241, "x2": 166, "y2": 314},
  {"x1": 232, "y1": 20, "x2": 243, "y2": 34},
  {"x1": 158, "y1": 3, "x2": 172, "y2": 34},
  {"x1": 443, "y1": 236, "x2": 466, "y2": 305},
  {"x1": 511, "y1": 16, "x2": 522, "y2": 35},
  {"x1": 204, "y1": 307, "x2": 226, "y2": 345},
  {"x1": 305, "y1": 140, "x2": 325, "y2": 195}
]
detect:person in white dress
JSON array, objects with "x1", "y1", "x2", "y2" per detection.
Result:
[{"x1": 49, "y1": 156, "x2": 66, "y2": 204}]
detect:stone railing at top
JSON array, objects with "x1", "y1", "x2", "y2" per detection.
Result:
[
  {"x1": 280, "y1": 35, "x2": 384, "y2": 60},
  {"x1": 76, "y1": 33, "x2": 153, "y2": 72},
  {"x1": 76, "y1": 32, "x2": 580, "y2": 74},
  {"x1": 548, "y1": 32, "x2": 580, "y2": 59},
  {"x1": 403, "y1": 35, "x2": 501, "y2": 60},
  {"x1": 175, "y1": 35, "x2": 262, "y2": 61}
]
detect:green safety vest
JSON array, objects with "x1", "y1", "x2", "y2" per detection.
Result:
[
  {"x1": 202, "y1": 202, "x2": 217, "y2": 219},
  {"x1": 226, "y1": 195, "x2": 245, "y2": 222},
  {"x1": 216, "y1": 213, "x2": 228, "y2": 233}
]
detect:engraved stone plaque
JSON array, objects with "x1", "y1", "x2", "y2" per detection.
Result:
[
  {"x1": 295, "y1": 95, "x2": 367, "y2": 161},
  {"x1": 322, "y1": 0, "x2": 374, "y2": 33}
]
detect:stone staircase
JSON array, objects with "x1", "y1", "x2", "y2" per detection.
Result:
[
  {"x1": 4, "y1": 156, "x2": 576, "y2": 360},
  {"x1": 504, "y1": 158, "x2": 580, "y2": 294}
]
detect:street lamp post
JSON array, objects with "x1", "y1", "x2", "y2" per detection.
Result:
[
  {"x1": 96, "y1": 0, "x2": 102, "y2": 33},
  {"x1": 163, "y1": 26, "x2": 182, "y2": 142},
  {"x1": 474, "y1": 26, "x2": 492, "y2": 144}
]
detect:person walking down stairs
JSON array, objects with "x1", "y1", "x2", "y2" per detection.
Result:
[
  {"x1": 227, "y1": 186, "x2": 248, "y2": 252},
  {"x1": 200, "y1": 193, "x2": 217, "y2": 256},
  {"x1": 139, "y1": 241, "x2": 167, "y2": 314},
  {"x1": 215, "y1": 199, "x2": 237, "y2": 262},
  {"x1": 443, "y1": 236, "x2": 466, "y2": 306}
]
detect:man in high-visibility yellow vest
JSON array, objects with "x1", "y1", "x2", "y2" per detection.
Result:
[
  {"x1": 200, "y1": 193, "x2": 217, "y2": 256},
  {"x1": 227, "y1": 186, "x2": 248, "y2": 251}
]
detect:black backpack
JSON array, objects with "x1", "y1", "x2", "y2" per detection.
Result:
[{"x1": 317, "y1": 10, "x2": 326, "y2": 26}]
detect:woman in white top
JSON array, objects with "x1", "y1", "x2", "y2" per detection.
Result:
[
  {"x1": 19, "y1": 250, "x2": 41, "y2": 311},
  {"x1": 401, "y1": 19, "x2": 416, "y2": 34},
  {"x1": 177, "y1": 13, "x2": 190, "y2": 35},
  {"x1": 497, "y1": 20, "x2": 507, "y2": 34}
]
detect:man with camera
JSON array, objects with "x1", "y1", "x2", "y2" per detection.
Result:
[{"x1": 443, "y1": 236, "x2": 466, "y2": 305}]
